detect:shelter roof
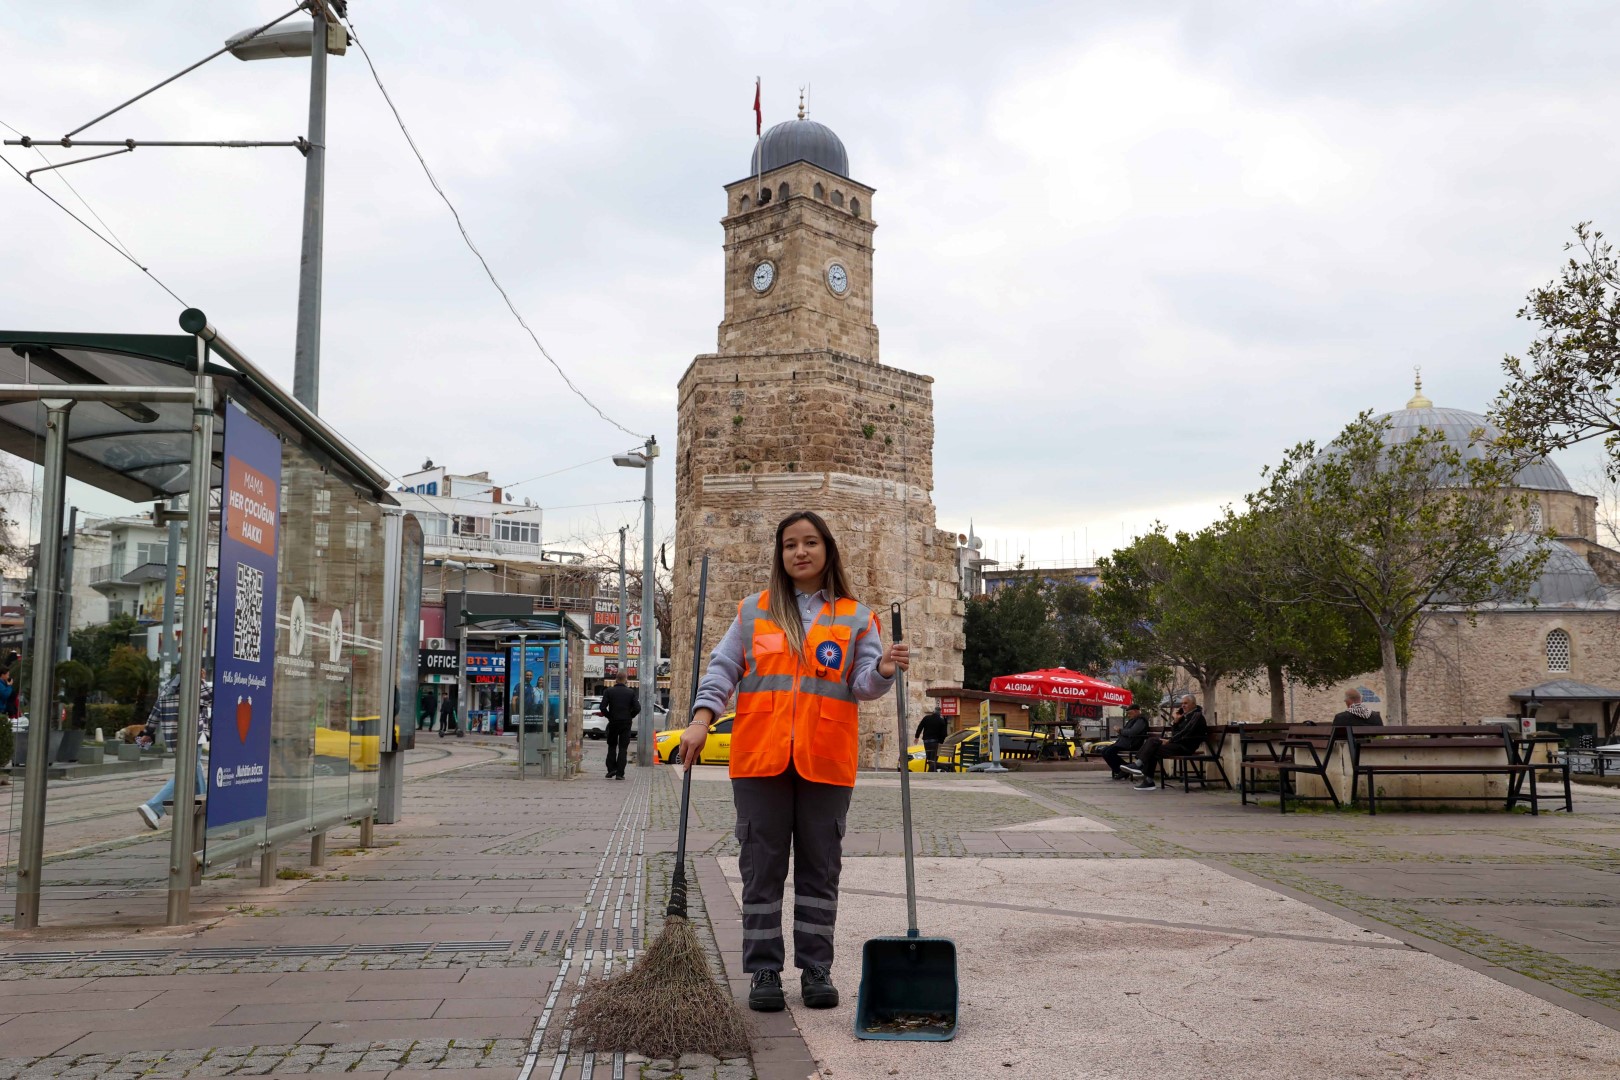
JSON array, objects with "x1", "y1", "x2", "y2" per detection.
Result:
[
  {"x1": 1509, "y1": 679, "x2": 1620, "y2": 702},
  {"x1": 0, "y1": 320, "x2": 393, "y2": 502}
]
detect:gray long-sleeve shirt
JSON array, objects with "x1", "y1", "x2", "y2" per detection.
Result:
[{"x1": 692, "y1": 588, "x2": 895, "y2": 719}]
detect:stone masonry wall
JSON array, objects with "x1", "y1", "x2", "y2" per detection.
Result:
[{"x1": 672, "y1": 350, "x2": 964, "y2": 768}]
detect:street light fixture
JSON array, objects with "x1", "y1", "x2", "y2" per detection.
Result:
[
  {"x1": 225, "y1": 6, "x2": 348, "y2": 413},
  {"x1": 614, "y1": 437, "x2": 659, "y2": 767}
]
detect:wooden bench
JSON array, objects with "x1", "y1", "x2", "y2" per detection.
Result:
[
  {"x1": 1239, "y1": 724, "x2": 1339, "y2": 812},
  {"x1": 1157, "y1": 726, "x2": 1232, "y2": 792},
  {"x1": 1347, "y1": 725, "x2": 1552, "y2": 815},
  {"x1": 1509, "y1": 734, "x2": 1574, "y2": 813}
]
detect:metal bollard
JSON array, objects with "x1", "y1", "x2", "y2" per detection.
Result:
[
  {"x1": 258, "y1": 847, "x2": 277, "y2": 888},
  {"x1": 359, "y1": 815, "x2": 374, "y2": 849},
  {"x1": 310, "y1": 831, "x2": 326, "y2": 867}
]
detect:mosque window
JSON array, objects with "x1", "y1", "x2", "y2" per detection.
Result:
[
  {"x1": 1546, "y1": 628, "x2": 1571, "y2": 673},
  {"x1": 778, "y1": 182, "x2": 789, "y2": 202},
  {"x1": 814, "y1": 182, "x2": 824, "y2": 199},
  {"x1": 832, "y1": 190, "x2": 844, "y2": 208},
  {"x1": 739, "y1": 194, "x2": 751, "y2": 212},
  {"x1": 1528, "y1": 500, "x2": 1544, "y2": 531},
  {"x1": 850, "y1": 197, "x2": 861, "y2": 217}
]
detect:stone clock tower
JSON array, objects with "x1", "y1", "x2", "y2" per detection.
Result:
[{"x1": 672, "y1": 106, "x2": 965, "y2": 767}]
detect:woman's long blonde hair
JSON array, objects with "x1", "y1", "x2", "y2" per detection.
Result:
[{"x1": 767, "y1": 511, "x2": 855, "y2": 658}]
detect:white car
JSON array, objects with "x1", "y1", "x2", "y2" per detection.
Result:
[{"x1": 583, "y1": 696, "x2": 608, "y2": 739}]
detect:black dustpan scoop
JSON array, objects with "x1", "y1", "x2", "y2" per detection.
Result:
[{"x1": 854, "y1": 603, "x2": 959, "y2": 1041}]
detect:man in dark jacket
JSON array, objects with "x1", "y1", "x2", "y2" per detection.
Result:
[
  {"x1": 1331, "y1": 688, "x2": 1383, "y2": 728},
  {"x1": 438, "y1": 691, "x2": 458, "y2": 738},
  {"x1": 600, "y1": 675, "x2": 640, "y2": 780},
  {"x1": 1100, "y1": 704, "x2": 1150, "y2": 780},
  {"x1": 914, "y1": 709, "x2": 948, "y2": 772},
  {"x1": 1123, "y1": 696, "x2": 1208, "y2": 790}
]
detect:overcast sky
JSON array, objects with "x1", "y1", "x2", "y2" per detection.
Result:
[{"x1": 4, "y1": 1, "x2": 1616, "y2": 568}]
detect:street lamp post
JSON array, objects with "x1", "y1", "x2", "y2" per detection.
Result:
[
  {"x1": 226, "y1": 7, "x2": 347, "y2": 412},
  {"x1": 617, "y1": 526, "x2": 629, "y2": 686},
  {"x1": 613, "y1": 438, "x2": 659, "y2": 767},
  {"x1": 441, "y1": 560, "x2": 469, "y2": 739}
]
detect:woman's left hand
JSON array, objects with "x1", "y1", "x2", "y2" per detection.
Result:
[{"x1": 879, "y1": 642, "x2": 911, "y2": 678}]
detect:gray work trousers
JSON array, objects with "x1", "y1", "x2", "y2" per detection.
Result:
[{"x1": 732, "y1": 763, "x2": 852, "y2": 973}]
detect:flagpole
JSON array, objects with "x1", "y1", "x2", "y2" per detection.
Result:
[{"x1": 754, "y1": 76, "x2": 762, "y2": 204}]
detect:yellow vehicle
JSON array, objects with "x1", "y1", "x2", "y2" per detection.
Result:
[
  {"x1": 313, "y1": 716, "x2": 393, "y2": 772},
  {"x1": 907, "y1": 726, "x2": 1076, "y2": 772},
  {"x1": 654, "y1": 712, "x2": 735, "y2": 766}
]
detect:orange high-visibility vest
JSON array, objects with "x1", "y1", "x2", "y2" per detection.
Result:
[{"x1": 729, "y1": 590, "x2": 875, "y2": 788}]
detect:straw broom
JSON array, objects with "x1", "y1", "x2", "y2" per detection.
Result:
[{"x1": 564, "y1": 554, "x2": 750, "y2": 1059}]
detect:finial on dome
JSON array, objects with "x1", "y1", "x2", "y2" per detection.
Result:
[
  {"x1": 798, "y1": 87, "x2": 806, "y2": 120},
  {"x1": 1406, "y1": 365, "x2": 1433, "y2": 409}
]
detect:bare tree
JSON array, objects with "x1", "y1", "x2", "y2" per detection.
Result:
[{"x1": 1580, "y1": 465, "x2": 1620, "y2": 549}]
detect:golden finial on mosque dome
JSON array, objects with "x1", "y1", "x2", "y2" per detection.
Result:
[{"x1": 1406, "y1": 365, "x2": 1433, "y2": 409}]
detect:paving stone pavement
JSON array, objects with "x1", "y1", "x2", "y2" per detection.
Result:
[{"x1": 4, "y1": 742, "x2": 1620, "y2": 1077}]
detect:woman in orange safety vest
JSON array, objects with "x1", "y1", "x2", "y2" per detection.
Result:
[{"x1": 679, "y1": 510, "x2": 908, "y2": 1014}]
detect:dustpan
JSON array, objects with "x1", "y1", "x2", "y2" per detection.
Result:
[{"x1": 854, "y1": 603, "x2": 959, "y2": 1041}]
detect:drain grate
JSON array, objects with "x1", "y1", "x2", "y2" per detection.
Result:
[
  {"x1": 434, "y1": 941, "x2": 511, "y2": 953},
  {"x1": 348, "y1": 941, "x2": 434, "y2": 955},
  {"x1": 87, "y1": 949, "x2": 177, "y2": 961},
  {"x1": 0, "y1": 951, "x2": 88, "y2": 964}
]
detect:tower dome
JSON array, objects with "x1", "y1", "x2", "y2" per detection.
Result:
[
  {"x1": 1370, "y1": 373, "x2": 1573, "y2": 492},
  {"x1": 750, "y1": 118, "x2": 849, "y2": 178}
]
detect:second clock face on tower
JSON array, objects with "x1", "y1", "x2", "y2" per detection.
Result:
[
  {"x1": 752, "y1": 261, "x2": 775, "y2": 293},
  {"x1": 826, "y1": 263, "x2": 849, "y2": 296}
]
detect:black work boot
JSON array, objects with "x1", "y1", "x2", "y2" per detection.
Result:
[
  {"x1": 800, "y1": 964, "x2": 839, "y2": 1008},
  {"x1": 748, "y1": 969, "x2": 785, "y2": 1012}
]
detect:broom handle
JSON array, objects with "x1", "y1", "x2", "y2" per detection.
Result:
[
  {"x1": 667, "y1": 553, "x2": 709, "y2": 919},
  {"x1": 891, "y1": 603, "x2": 919, "y2": 939}
]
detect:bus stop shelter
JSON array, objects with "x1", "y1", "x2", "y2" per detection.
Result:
[{"x1": 0, "y1": 308, "x2": 417, "y2": 928}]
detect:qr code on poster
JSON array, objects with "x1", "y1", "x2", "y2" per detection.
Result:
[{"x1": 233, "y1": 563, "x2": 264, "y2": 663}]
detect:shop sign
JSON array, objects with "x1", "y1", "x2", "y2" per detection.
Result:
[
  {"x1": 419, "y1": 648, "x2": 458, "y2": 676},
  {"x1": 207, "y1": 402, "x2": 281, "y2": 831},
  {"x1": 466, "y1": 651, "x2": 506, "y2": 676},
  {"x1": 939, "y1": 697, "x2": 958, "y2": 716}
]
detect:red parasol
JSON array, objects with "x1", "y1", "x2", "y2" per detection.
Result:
[{"x1": 988, "y1": 668, "x2": 1133, "y2": 708}]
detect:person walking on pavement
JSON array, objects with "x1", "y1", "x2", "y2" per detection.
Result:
[
  {"x1": 438, "y1": 690, "x2": 457, "y2": 738},
  {"x1": 599, "y1": 674, "x2": 639, "y2": 780},
  {"x1": 681, "y1": 510, "x2": 909, "y2": 1014},
  {"x1": 1123, "y1": 695, "x2": 1207, "y2": 790},
  {"x1": 914, "y1": 707, "x2": 947, "y2": 772},
  {"x1": 1100, "y1": 704, "x2": 1150, "y2": 780},
  {"x1": 135, "y1": 674, "x2": 212, "y2": 830}
]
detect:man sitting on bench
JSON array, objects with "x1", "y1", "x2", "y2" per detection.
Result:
[
  {"x1": 1100, "y1": 704, "x2": 1150, "y2": 780},
  {"x1": 1332, "y1": 688, "x2": 1382, "y2": 727},
  {"x1": 1123, "y1": 695, "x2": 1207, "y2": 791}
]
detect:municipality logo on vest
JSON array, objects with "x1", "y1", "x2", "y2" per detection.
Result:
[{"x1": 814, "y1": 640, "x2": 844, "y2": 669}]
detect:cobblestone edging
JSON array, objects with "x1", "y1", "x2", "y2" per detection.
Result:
[{"x1": 0, "y1": 1037, "x2": 529, "y2": 1078}]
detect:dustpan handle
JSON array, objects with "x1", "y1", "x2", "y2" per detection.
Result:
[
  {"x1": 891, "y1": 603, "x2": 919, "y2": 939},
  {"x1": 667, "y1": 553, "x2": 709, "y2": 920}
]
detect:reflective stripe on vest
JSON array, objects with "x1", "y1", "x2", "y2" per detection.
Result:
[{"x1": 729, "y1": 589, "x2": 869, "y2": 787}]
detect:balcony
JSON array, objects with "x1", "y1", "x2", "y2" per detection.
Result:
[
  {"x1": 88, "y1": 561, "x2": 132, "y2": 589},
  {"x1": 421, "y1": 534, "x2": 547, "y2": 561}
]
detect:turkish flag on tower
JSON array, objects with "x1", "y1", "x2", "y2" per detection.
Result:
[{"x1": 753, "y1": 78, "x2": 762, "y2": 136}]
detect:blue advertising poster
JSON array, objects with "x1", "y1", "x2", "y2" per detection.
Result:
[{"x1": 207, "y1": 401, "x2": 282, "y2": 830}]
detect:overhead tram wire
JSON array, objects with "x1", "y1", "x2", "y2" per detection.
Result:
[
  {"x1": 0, "y1": 137, "x2": 187, "y2": 308},
  {"x1": 340, "y1": 13, "x2": 647, "y2": 442}
]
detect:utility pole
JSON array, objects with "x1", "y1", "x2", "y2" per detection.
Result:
[
  {"x1": 160, "y1": 498, "x2": 182, "y2": 680},
  {"x1": 637, "y1": 437, "x2": 657, "y2": 767},
  {"x1": 617, "y1": 526, "x2": 628, "y2": 685},
  {"x1": 56, "y1": 506, "x2": 76, "y2": 661},
  {"x1": 292, "y1": 2, "x2": 330, "y2": 412}
]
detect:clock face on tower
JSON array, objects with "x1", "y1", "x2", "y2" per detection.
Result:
[
  {"x1": 752, "y1": 261, "x2": 775, "y2": 293},
  {"x1": 826, "y1": 263, "x2": 849, "y2": 296}
]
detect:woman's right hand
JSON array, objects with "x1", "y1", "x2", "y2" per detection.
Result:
[{"x1": 677, "y1": 710, "x2": 713, "y2": 766}]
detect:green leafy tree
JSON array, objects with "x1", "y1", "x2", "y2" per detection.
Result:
[
  {"x1": 68, "y1": 614, "x2": 141, "y2": 677},
  {"x1": 1095, "y1": 526, "x2": 1256, "y2": 712},
  {"x1": 1223, "y1": 510, "x2": 1383, "y2": 722},
  {"x1": 1493, "y1": 223, "x2": 1620, "y2": 478},
  {"x1": 1048, "y1": 580, "x2": 1109, "y2": 676},
  {"x1": 55, "y1": 659, "x2": 95, "y2": 732},
  {"x1": 963, "y1": 572, "x2": 1055, "y2": 690},
  {"x1": 1249, "y1": 412, "x2": 1546, "y2": 724},
  {"x1": 100, "y1": 644, "x2": 158, "y2": 723}
]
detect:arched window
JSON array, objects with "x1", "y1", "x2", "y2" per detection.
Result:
[
  {"x1": 738, "y1": 194, "x2": 751, "y2": 212},
  {"x1": 1528, "y1": 500, "x2": 1544, "y2": 531},
  {"x1": 778, "y1": 182, "x2": 789, "y2": 202},
  {"x1": 1546, "y1": 628, "x2": 1571, "y2": 673},
  {"x1": 850, "y1": 197, "x2": 861, "y2": 217},
  {"x1": 832, "y1": 190, "x2": 844, "y2": 208},
  {"x1": 759, "y1": 187, "x2": 771, "y2": 205},
  {"x1": 813, "y1": 182, "x2": 825, "y2": 199}
]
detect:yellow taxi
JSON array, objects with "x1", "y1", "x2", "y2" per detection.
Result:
[
  {"x1": 313, "y1": 717, "x2": 394, "y2": 772},
  {"x1": 906, "y1": 726, "x2": 1075, "y2": 772},
  {"x1": 654, "y1": 712, "x2": 735, "y2": 766}
]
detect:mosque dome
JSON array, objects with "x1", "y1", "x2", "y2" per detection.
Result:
[
  {"x1": 750, "y1": 118, "x2": 849, "y2": 178},
  {"x1": 1369, "y1": 375, "x2": 1573, "y2": 493},
  {"x1": 1489, "y1": 535, "x2": 1609, "y2": 606}
]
